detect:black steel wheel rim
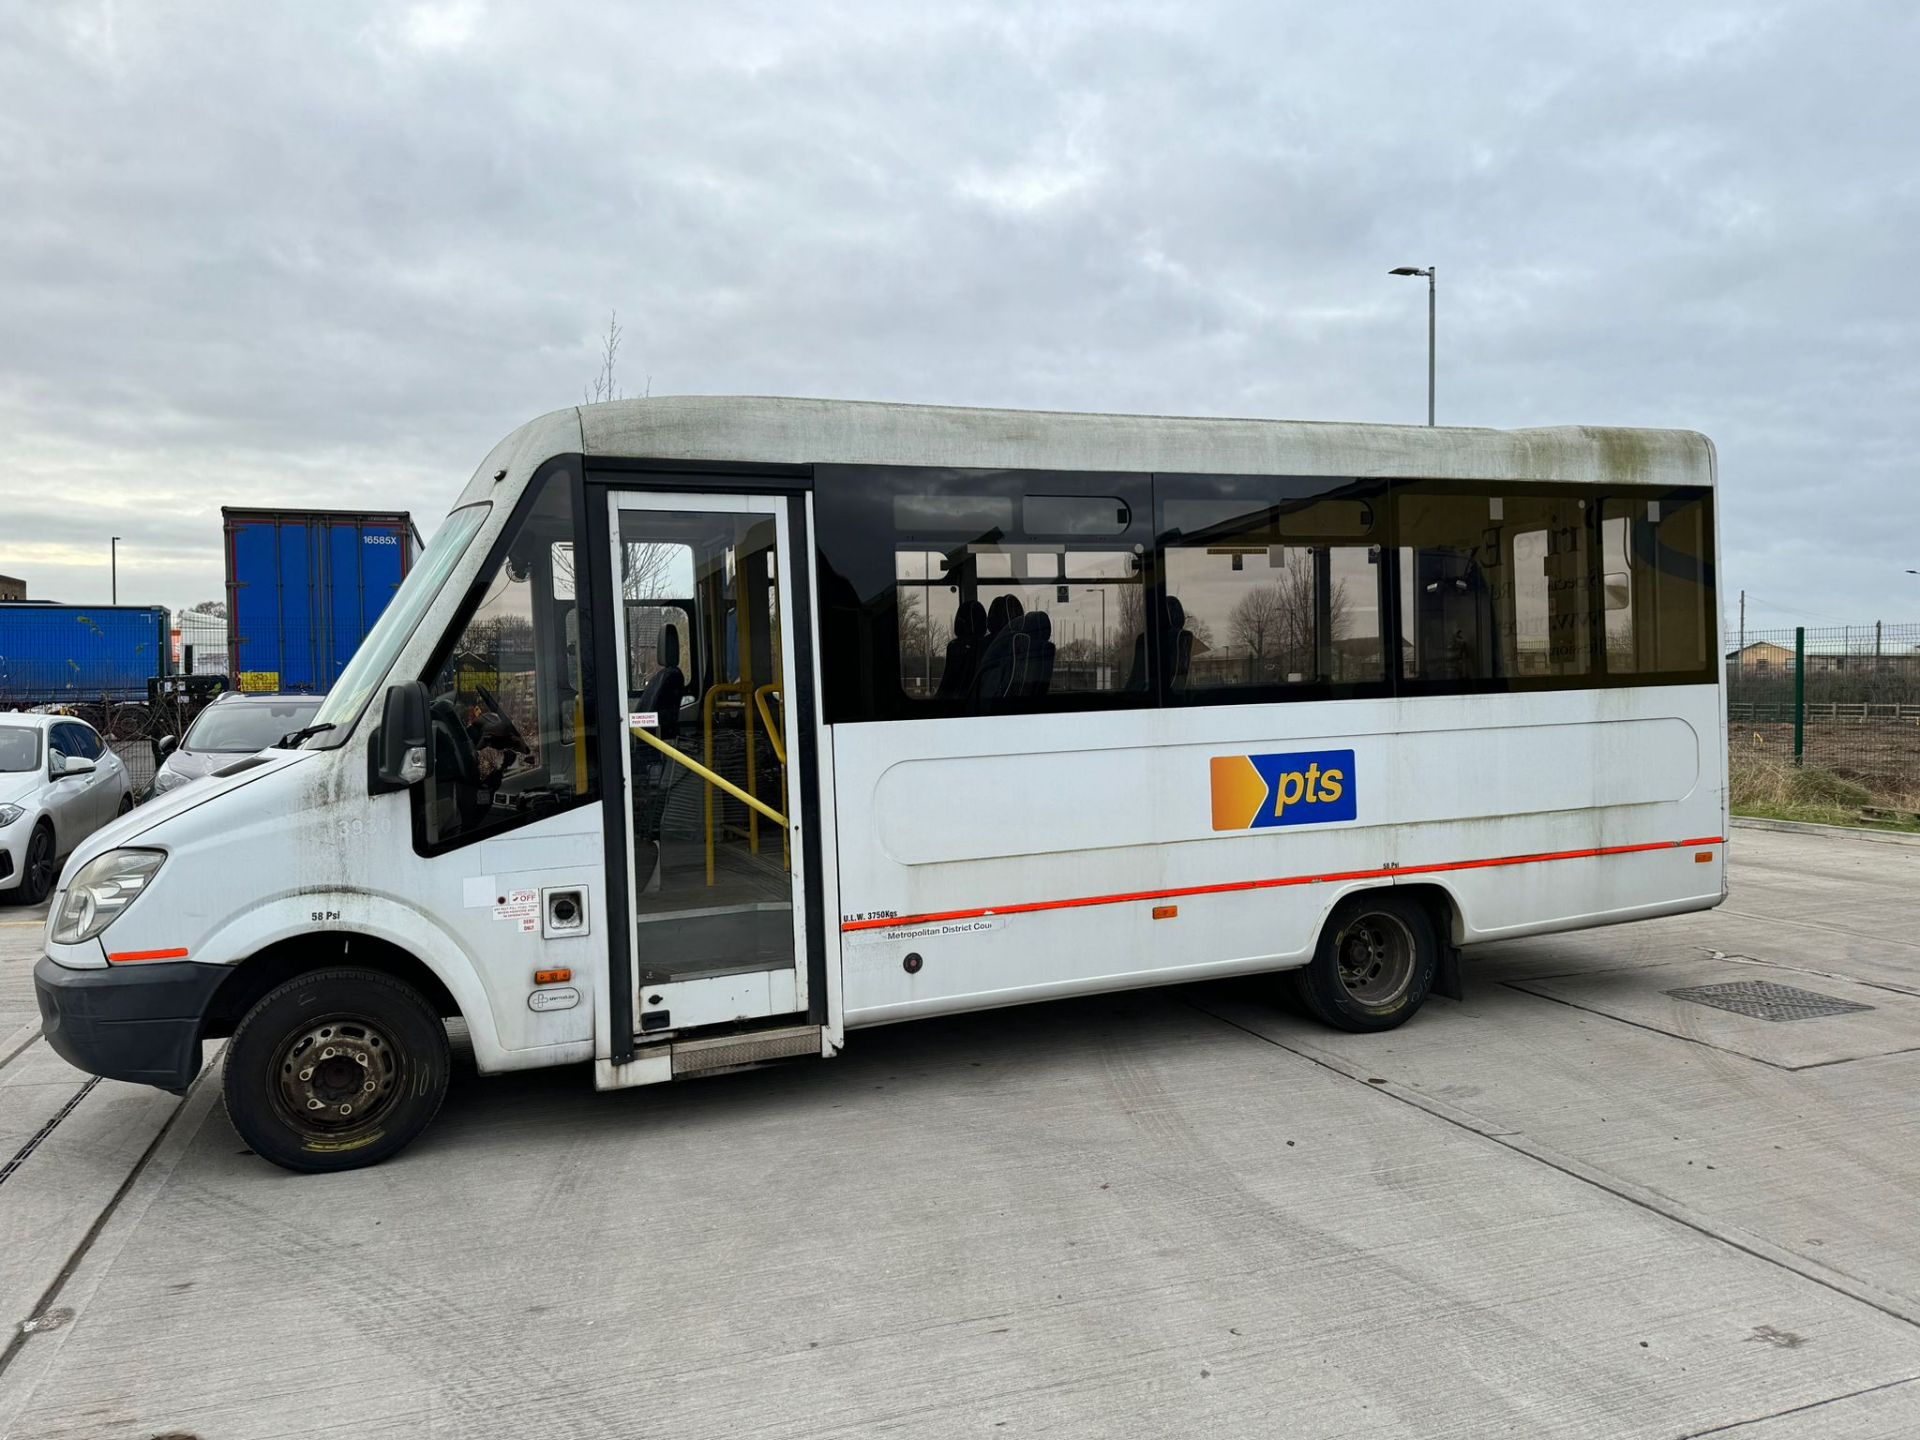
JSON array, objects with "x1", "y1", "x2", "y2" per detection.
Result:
[
  {"x1": 266, "y1": 1011, "x2": 410, "y2": 1139},
  {"x1": 1335, "y1": 912, "x2": 1416, "y2": 1008}
]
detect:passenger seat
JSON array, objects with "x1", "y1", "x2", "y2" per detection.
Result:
[
  {"x1": 1016, "y1": 611, "x2": 1055, "y2": 696},
  {"x1": 935, "y1": 599, "x2": 988, "y2": 698},
  {"x1": 972, "y1": 595, "x2": 1030, "y2": 700}
]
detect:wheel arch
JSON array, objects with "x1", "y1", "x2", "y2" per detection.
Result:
[
  {"x1": 1315, "y1": 877, "x2": 1462, "y2": 947},
  {"x1": 1388, "y1": 880, "x2": 1464, "y2": 948},
  {"x1": 1313, "y1": 879, "x2": 1465, "y2": 1005},
  {"x1": 201, "y1": 932, "x2": 465, "y2": 1042}
]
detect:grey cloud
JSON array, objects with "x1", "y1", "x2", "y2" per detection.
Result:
[{"x1": 0, "y1": 0, "x2": 1915, "y2": 624}]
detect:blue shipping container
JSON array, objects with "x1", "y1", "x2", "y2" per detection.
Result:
[
  {"x1": 0, "y1": 605, "x2": 171, "y2": 705},
  {"x1": 223, "y1": 509, "x2": 422, "y2": 694}
]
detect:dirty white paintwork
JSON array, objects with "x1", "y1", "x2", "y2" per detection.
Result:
[
  {"x1": 43, "y1": 397, "x2": 1724, "y2": 1087},
  {"x1": 832, "y1": 684, "x2": 1726, "y2": 1028}
]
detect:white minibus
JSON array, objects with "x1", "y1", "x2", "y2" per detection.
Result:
[{"x1": 35, "y1": 398, "x2": 1726, "y2": 1171}]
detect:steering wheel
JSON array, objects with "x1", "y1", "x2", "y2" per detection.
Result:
[
  {"x1": 474, "y1": 684, "x2": 531, "y2": 755},
  {"x1": 430, "y1": 699, "x2": 479, "y2": 786}
]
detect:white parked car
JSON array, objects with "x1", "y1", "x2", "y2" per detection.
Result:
[{"x1": 0, "y1": 715, "x2": 135, "y2": 905}]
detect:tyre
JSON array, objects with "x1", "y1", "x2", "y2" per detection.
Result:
[
  {"x1": 223, "y1": 968, "x2": 450, "y2": 1173},
  {"x1": 1292, "y1": 891, "x2": 1438, "y2": 1033},
  {"x1": 116, "y1": 792, "x2": 134, "y2": 816},
  {"x1": 20, "y1": 822, "x2": 57, "y2": 905}
]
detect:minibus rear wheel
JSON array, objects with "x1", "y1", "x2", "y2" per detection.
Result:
[
  {"x1": 224, "y1": 967, "x2": 450, "y2": 1173},
  {"x1": 1293, "y1": 892, "x2": 1437, "y2": 1033}
]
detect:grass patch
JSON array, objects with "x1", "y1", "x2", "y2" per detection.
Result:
[{"x1": 1729, "y1": 742, "x2": 1920, "y2": 833}]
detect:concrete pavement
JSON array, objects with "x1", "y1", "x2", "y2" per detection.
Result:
[{"x1": 2, "y1": 824, "x2": 1918, "y2": 1437}]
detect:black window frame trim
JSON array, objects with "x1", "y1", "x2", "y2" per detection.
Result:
[
  {"x1": 1154, "y1": 472, "x2": 1400, "y2": 708},
  {"x1": 817, "y1": 466, "x2": 1720, "y2": 722},
  {"x1": 816, "y1": 462, "x2": 1158, "y2": 724},
  {"x1": 408, "y1": 453, "x2": 601, "y2": 860}
]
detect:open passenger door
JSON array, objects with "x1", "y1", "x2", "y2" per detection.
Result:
[{"x1": 595, "y1": 488, "x2": 825, "y2": 1077}]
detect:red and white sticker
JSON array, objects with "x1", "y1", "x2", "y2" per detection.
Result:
[
  {"x1": 628, "y1": 711, "x2": 658, "y2": 730},
  {"x1": 494, "y1": 888, "x2": 539, "y2": 928}
]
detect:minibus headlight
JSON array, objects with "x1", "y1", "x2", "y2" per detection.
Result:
[{"x1": 51, "y1": 850, "x2": 166, "y2": 945}]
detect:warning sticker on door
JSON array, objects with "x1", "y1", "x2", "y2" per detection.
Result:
[
  {"x1": 494, "y1": 888, "x2": 539, "y2": 929},
  {"x1": 629, "y1": 711, "x2": 658, "y2": 730}
]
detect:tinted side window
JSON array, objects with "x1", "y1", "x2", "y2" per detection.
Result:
[
  {"x1": 1158, "y1": 476, "x2": 1393, "y2": 700},
  {"x1": 1601, "y1": 490, "x2": 1715, "y2": 677},
  {"x1": 1392, "y1": 484, "x2": 1596, "y2": 685},
  {"x1": 56, "y1": 723, "x2": 103, "y2": 759},
  {"x1": 415, "y1": 467, "x2": 595, "y2": 851},
  {"x1": 816, "y1": 466, "x2": 1153, "y2": 722}
]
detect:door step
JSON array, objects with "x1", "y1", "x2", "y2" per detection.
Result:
[{"x1": 669, "y1": 1024, "x2": 822, "y2": 1077}]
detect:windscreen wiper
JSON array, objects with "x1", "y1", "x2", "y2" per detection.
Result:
[{"x1": 276, "y1": 723, "x2": 336, "y2": 748}]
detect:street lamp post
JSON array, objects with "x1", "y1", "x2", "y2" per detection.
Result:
[
  {"x1": 111, "y1": 536, "x2": 121, "y2": 604},
  {"x1": 1388, "y1": 265, "x2": 1436, "y2": 426}
]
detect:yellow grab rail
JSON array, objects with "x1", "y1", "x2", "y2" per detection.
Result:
[
  {"x1": 753, "y1": 685, "x2": 786, "y2": 766},
  {"x1": 632, "y1": 723, "x2": 787, "y2": 828},
  {"x1": 702, "y1": 682, "x2": 748, "y2": 885},
  {"x1": 753, "y1": 685, "x2": 790, "y2": 872}
]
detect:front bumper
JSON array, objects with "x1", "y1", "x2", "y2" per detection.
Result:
[{"x1": 34, "y1": 956, "x2": 229, "y2": 1092}]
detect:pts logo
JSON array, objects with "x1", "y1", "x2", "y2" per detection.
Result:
[{"x1": 1210, "y1": 748, "x2": 1356, "y2": 831}]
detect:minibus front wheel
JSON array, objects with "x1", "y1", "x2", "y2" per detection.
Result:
[
  {"x1": 223, "y1": 967, "x2": 451, "y2": 1173},
  {"x1": 1293, "y1": 891, "x2": 1438, "y2": 1033}
]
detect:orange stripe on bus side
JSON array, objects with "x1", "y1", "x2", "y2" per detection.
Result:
[
  {"x1": 107, "y1": 948, "x2": 191, "y2": 963},
  {"x1": 839, "y1": 836, "x2": 1726, "y2": 934}
]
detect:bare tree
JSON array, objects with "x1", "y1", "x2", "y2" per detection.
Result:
[
  {"x1": 897, "y1": 586, "x2": 936, "y2": 694},
  {"x1": 575, "y1": 309, "x2": 678, "y2": 611},
  {"x1": 1230, "y1": 585, "x2": 1287, "y2": 671},
  {"x1": 1229, "y1": 553, "x2": 1351, "y2": 681},
  {"x1": 1106, "y1": 582, "x2": 1146, "y2": 672},
  {"x1": 621, "y1": 542, "x2": 678, "y2": 601},
  {"x1": 585, "y1": 310, "x2": 622, "y2": 405}
]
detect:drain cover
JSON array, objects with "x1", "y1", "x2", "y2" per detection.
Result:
[{"x1": 1665, "y1": 981, "x2": 1874, "y2": 1022}]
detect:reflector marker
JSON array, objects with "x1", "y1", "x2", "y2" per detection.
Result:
[{"x1": 106, "y1": 948, "x2": 190, "y2": 964}]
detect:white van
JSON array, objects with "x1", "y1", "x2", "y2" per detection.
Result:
[{"x1": 35, "y1": 398, "x2": 1727, "y2": 1171}]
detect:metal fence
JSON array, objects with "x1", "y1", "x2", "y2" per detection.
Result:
[{"x1": 1726, "y1": 623, "x2": 1920, "y2": 796}]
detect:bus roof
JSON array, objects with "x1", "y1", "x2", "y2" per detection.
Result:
[{"x1": 466, "y1": 397, "x2": 1715, "y2": 501}]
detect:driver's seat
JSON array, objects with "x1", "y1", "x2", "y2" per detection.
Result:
[
  {"x1": 631, "y1": 629, "x2": 686, "y2": 896},
  {"x1": 635, "y1": 627, "x2": 686, "y2": 740}
]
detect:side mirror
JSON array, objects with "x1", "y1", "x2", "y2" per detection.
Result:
[
  {"x1": 157, "y1": 735, "x2": 178, "y2": 759},
  {"x1": 54, "y1": 752, "x2": 96, "y2": 777},
  {"x1": 371, "y1": 681, "x2": 433, "y2": 793}
]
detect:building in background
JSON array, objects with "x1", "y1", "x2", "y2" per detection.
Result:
[
  {"x1": 0, "y1": 575, "x2": 25, "y2": 601},
  {"x1": 1727, "y1": 639, "x2": 1794, "y2": 672}
]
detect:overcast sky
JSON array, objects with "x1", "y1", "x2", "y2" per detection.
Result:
[{"x1": 2, "y1": 1, "x2": 1914, "y2": 631}]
